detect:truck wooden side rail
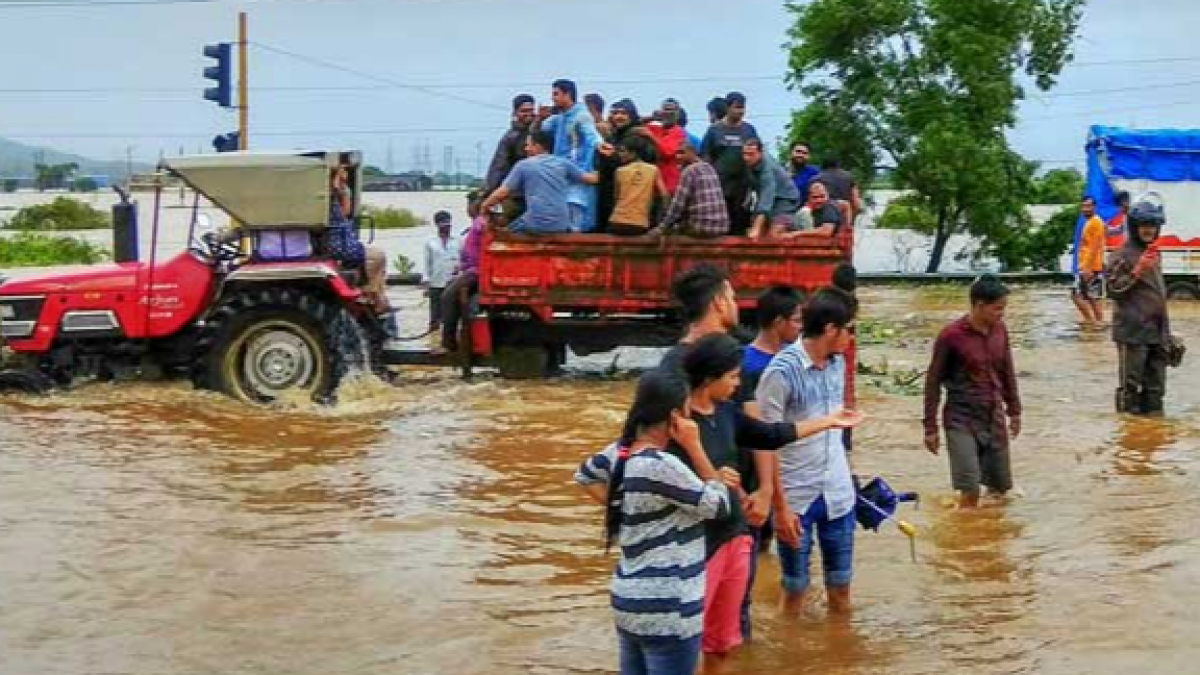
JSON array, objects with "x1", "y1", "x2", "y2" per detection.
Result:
[{"x1": 460, "y1": 228, "x2": 855, "y2": 381}]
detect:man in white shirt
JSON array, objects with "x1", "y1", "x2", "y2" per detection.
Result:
[
  {"x1": 756, "y1": 288, "x2": 862, "y2": 616},
  {"x1": 424, "y1": 211, "x2": 461, "y2": 331}
]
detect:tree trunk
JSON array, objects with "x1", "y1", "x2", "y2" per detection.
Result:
[{"x1": 925, "y1": 217, "x2": 950, "y2": 273}]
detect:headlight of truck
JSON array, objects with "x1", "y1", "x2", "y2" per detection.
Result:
[{"x1": 0, "y1": 304, "x2": 14, "y2": 320}]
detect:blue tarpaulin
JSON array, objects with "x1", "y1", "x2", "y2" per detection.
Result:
[{"x1": 1074, "y1": 126, "x2": 1200, "y2": 271}]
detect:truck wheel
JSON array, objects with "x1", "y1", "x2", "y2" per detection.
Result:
[
  {"x1": 1167, "y1": 280, "x2": 1200, "y2": 300},
  {"x1": 0, "y1": 368, "x2": 54, "y2": 394},
  {"x1": 494, "y1": 346, "x2": 549, "y2": 380},
  {"x1": 197, "y1": 289, "x2": 368, "y2": 404}
]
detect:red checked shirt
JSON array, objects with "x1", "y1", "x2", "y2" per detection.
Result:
[{"x1": 923, "y1": 316, "x2": 1022, "y2": 444}]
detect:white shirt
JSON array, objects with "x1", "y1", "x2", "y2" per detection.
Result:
[
  {"x1": 755, "y1": 343, "x2": 855, "y2": 519},
  {"x1": 424, "y1": 235, "x2": 461, "y2": 289}
]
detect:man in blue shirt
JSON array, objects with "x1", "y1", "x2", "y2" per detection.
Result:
[
  {"x1": 540, "y1": 79, "x2": 603, "y2": 232},
  {"x1": 756, "y1": 288, "x2": 863, "y2": 616},
  {"x1": 479, "y1": 130, "x2": 599, "y2": 234},
  {"x1": 790, "y1": 141, "x2": 821, "y2": 200}
]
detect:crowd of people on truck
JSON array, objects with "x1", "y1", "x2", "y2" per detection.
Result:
[{"x1": 477, "y1": 79, "x2": 863, "y2": 239}]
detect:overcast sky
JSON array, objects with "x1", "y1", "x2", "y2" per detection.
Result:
[{"x1": 1, "y1": 0, "x2": 1199, "y2": 173}]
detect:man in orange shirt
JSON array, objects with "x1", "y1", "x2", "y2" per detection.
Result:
[{"x1": 1072, "y1": 195, "x2": 1107, "y2": 328}]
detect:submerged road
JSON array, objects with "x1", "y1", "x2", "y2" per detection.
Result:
[{"x1": 1, "y1": 286, "x2": 1198, "y2": 675}]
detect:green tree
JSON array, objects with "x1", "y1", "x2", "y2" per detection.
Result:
[
  {"x1": 783, "y1": 100, "x2": 876, "y2": 182},
  {"x1": 785, "y1": 0, "x2": 1084, "y2": 271},
  {"x1": 2, "y1": 178, "x2": 17, "y2": 193},
  {"x1": 362, "y1": 165, "x2": 387, "y2": 177},
  {"x1": 33, "y1": 162, "x2": 79, "y2": 192},
  {"x1": 71, "y1": 177, "x2": 99, "y2": 193},
  {"x1": 991, "y1": 204, "x2": 1079, "y2": 270},
  {"x1": 1032, "y1": 167, "x2": 1085, "y2": 204}
]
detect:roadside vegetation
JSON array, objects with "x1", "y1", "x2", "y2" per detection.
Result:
[
  {"x1": 0, "y1": 232, "x2": 109, "y2": 267},
  {"x1": 3, "y1": 197, "x2": 110, "y2": 231},
  {"x1": 362, "y1": 205, "x2": 426, "y2": 230}
]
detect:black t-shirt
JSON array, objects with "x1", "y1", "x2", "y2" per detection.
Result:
[{"x1": 667, "y1": 401, "x2": 797, "y2": 558}]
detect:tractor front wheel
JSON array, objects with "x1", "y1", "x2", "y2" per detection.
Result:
[{"x1": 197, "y1": 289, "x2": 368, "y2": 404}]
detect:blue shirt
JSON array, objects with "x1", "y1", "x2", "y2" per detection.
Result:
[
  {"x1": 792, "y1": 165, "x2": 820, "y2": 200},
  {"x1": 755, "y1": 343, "x2": 853, "y2": 519},
  {"x1": 503, "y1": 154, "x2": 584, "y2": 234},
  {"x1": 737, "y1": 344, "x2": 778, "y2": 405}
]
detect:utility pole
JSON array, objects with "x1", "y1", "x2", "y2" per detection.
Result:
[{"x1": 238, "y1": 12, "x2": 249, "y2": 150}]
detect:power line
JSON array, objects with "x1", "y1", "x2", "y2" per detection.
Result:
[{"x1": 249, "y1": 40, "x2": 507, "y2": 112}]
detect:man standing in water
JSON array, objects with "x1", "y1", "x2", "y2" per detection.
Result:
[
  {"x1": 757, "y1": 288, "x2": 862, "y2": 615},
  {"x1": 923, "y1": 275, "x2": 1022, "y2": 508},
  {"x1": 1073, "y1": 196, "x2": 1108, "y2": 329},
  {"x1": 1107, "y1": 199, "x2": 1172, "y2": 416}
]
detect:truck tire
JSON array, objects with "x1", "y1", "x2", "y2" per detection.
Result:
[
  {"x1": 196, "y1": 288, "x2": 369, "y2": 404},
  {"x1": 0, "y1": 368, "x2": 54, "y2": 394},
  {"x1": 494, "y1": 346, "x2": 549, "y2": 380},
  {"x1": 1166, "y1": 280, "x2": 1200, "y2": 300}
]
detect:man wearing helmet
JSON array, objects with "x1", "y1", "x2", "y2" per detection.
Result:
[{"x1": 1106, "y1": 199, "x2": 1171, "y2": 415}]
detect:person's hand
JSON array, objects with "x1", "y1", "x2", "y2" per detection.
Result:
[
  {"x1": 1010, "y1": 416, "x2": 1022, "y2": 440},
  {"x1": 774, "y1": 507, "x2": 801, "y2": 548},
  {"x1": 718, "y1": 467, "x2": 741, "y2": 492},
  {"x1": 826, "y1": 409, "x2": 866, "y2": 429},
  {"x1": 743, "y1": 491, "x2": 770, "y2": 528},
  {"x1": 597, "y1": 142, "x2": 616, "y2": 157},
  {"x1": 924, "y1": 433, "x2": 940, "y2": 456},
  {"x1": 1081, "y1": 270, "x2": 1094, "y2": 283},
  {"x1": 669, "y1": 414, "x2": 701, "y2": 451},
  {"x1": 1135, "y1": 248, "x2": 1160, "y2": 275}
]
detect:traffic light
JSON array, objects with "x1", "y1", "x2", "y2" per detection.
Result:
[
  {"x1": 203, "y1": 42, "x2": 233, "y2": 108},
  {"x1": 212, "y1": 132, "x2": 240, "y2": 153}
]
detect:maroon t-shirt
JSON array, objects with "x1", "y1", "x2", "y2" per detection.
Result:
[{"x1": 923, "y1": 316, "x2": 1022, "y2": 442}]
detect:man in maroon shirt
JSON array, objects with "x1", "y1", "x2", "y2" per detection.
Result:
[{"x1": 923, "y1": 275, "x2": 1022, "y2": 508}]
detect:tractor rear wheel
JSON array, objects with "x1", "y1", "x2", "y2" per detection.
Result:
[{"x1": 196, "y1": 288, "x2": 369, "y2": 404}]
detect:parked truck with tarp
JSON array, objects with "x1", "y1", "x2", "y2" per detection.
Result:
[{"x1": 1080, "y1": 125, "x2": 1200, "y2": 299}]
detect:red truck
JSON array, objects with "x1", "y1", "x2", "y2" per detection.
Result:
[{"x1": 0, "y1": 151, "x2": 855, "y2": 403}]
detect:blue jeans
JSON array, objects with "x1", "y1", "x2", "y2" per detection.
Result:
[
  {"x1": 617, "y1": 630, "x2": 701, "y2": 675},
  {"x1": 778, "y1": 496, "x2": 856, "y2": 593}
]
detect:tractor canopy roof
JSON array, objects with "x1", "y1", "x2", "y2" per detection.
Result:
[{"x1": 161, "y1": 150, "x2": 361, "y2": 230}]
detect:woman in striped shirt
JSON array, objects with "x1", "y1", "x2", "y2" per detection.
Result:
[{"x1": 576, "y1": 369, "x2": 734, "y2": 675}]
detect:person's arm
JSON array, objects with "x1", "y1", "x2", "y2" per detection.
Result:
[
  {"x1": 755, "y1": 367, "x2": 801, "y2": 546},
  {"x1": 850, "y1": 183, "x2": 864, "y2": 216},
  {"x1": 660, "y1": 169, "x2": 689, "y2": 228},
  {"x1": 1001, "y1": 326, "x2": 1022, "y2": 438},
  {"x1": 701, "y1": 126, "x2": 718, "y2": 162},
  {"x1": 424, "y1": 240, "x2": 433, "y2": 284},
  {"x1": 1107, "y1": 250, "x2": 1140, "y2": 298},
  {"x1": 480, "y1": 185, "x2": 511, "y2": 214},
  {"x1": 483, "y1": 133, "x2": 513, "y2": 193},
  {"x1": 574, "y1": 444, "x2": 619, "y2": 504},
  {"x1": 923, "y1": 331, "x2": 950, "y2": 453},
  {"x1": 628, "y1": 452, "x2": 731, "y2": 520}
]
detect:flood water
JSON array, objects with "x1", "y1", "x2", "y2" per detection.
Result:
[{"x1": 2, "y1": 286, "x2": 1198, "y2": 675}]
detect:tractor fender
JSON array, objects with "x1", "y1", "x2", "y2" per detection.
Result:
[{"x1": 224, "y1": 263, "x2": 361, "y2": 302}]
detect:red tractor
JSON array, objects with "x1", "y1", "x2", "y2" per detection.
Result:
[{"x1": 0, "y1": 151, "x2": 387, "y2": 403}]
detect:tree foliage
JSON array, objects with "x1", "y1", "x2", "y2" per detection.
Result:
[
  {"x1": 1032, "y1": 167, "x2": 1085, "y2": 204},
  {"x1": 6, "y1": 197, "x2": 110, "y2": 231},
  {"x1": 33, "y1": 162, "x2": 78, "y2": 191},
  {"x1": 785, "y1": 0, "x2": 1084, "y2": 271},
  {"x1": 991, "y1": 204, "x2": 1078, "y2": 270}
]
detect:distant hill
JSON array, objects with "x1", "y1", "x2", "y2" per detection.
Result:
[{"x1": 0, "y1": 137, "x2": 152, "y2": 179}]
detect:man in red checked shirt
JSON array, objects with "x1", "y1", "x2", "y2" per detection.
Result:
[{"x1": 923, "y1": 275, "x2": 1023, "y2": 508}]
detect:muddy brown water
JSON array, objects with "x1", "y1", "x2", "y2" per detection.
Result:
[{"x1": 2, "y1": 286, "x2": 1198, "y2": 675}]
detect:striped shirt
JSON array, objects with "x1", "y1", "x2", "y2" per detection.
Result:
[
  {"x1": 575, "y1": 443, "x2": 730, "y2": 640},
  {"x1": 755, "y1": 344, "x2": 854, "y2": 519},
  {"x1": 660, "y1": 161, "x2": 730, "y2": 237}
]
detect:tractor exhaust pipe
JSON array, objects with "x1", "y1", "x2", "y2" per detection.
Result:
[{"x1": 112, "y1": 186, "x2": 139, "y2": 263}]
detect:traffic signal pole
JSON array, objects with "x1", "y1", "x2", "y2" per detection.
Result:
[{"x1": 238, "y1": 12, "x2": 248, "y2": 150}]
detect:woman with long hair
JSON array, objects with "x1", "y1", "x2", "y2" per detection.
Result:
[{"x1": 575, "y1": 369, "x2": 732, "y2": 675}]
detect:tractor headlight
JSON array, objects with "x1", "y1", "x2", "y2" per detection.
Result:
[{"x1": 0, "y1": 304, "x2": 12, "y2": 319}]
